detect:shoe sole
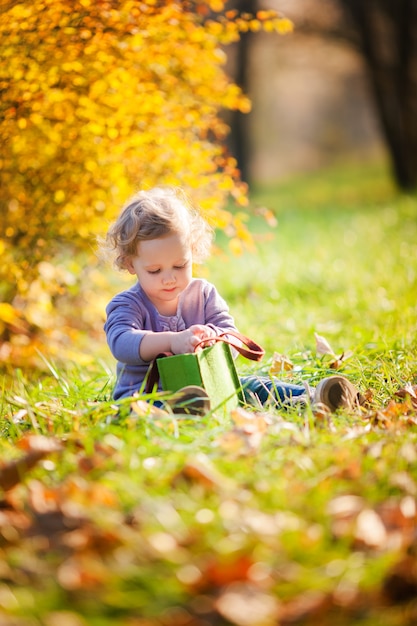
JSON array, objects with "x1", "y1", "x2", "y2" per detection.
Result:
[
  {"x1": 314, "y1": 376, "x2": 359, "y2": 412},
  {"x1": 168, "y1": 385, "x2": 211, "y2": 416}
]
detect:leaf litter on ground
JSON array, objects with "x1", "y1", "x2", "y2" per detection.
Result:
[
  {"x1": 1, "y1": 315, "x2": 417, "y2": 625},
  {"x1": 1, "y1": 365, "x2": 417, "y2": 625}
]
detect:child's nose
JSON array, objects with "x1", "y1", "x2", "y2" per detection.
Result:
[{"x1": 162, "y1": 271, "x2": 175, "y2": 284}]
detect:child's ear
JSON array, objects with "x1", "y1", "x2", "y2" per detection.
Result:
[{"x1": 123, "y1": 257, "x2": 136, "y2": 275}]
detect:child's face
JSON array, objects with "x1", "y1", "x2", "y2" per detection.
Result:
[{"x1": 125, "y1": 232, "x2": 193, "y2": 315}]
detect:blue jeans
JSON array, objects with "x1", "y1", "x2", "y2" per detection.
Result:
[{"x1": 240, "y1": 375, "x2": 307, "y2": 407}]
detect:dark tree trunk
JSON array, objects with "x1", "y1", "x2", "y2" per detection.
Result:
[
  {"x1": 226, "y1": 0, "x2": 256, "y2": 184},
  {"x1": 339, "y1": 0, "x2": 417, "y2": 190}
]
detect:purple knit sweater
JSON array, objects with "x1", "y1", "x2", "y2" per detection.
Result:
[{"x1": 104, "y1": 278, "x2": 238, "y2": 399}]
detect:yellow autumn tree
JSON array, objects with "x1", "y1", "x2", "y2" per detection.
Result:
[{"x1": 0, "y1": 0, "x2": 292, "y2": 366}]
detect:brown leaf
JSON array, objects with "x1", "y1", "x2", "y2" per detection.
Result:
[
  {"x1": 57, "y1": 554, "x2": 110, "y2": 590},
  {"x1": 0, "y1": 507, "x2": 32, "y2": 536},
  {"x1": 358, "y1": 388, "x2": 375, "y2": 407},
  {"x1": 28, "y1": 479, "x2": 61, "y2": 514},
  {"x1": 377, "y1": 497, "x2": 417, "y2": 548},
  {"x1": 364, "y1": 398, "x2": 417, "y2": 430},
  {"x1": 312, "y1": 402, "x2": 332, "y2": 425},
  {"x1": 173, "y1": 454, "x2": 232, "y2": 490},
  {"x1": 395, "y1": 383, "x2": 417, "y2": 408},
  {"x1": 197, "y1": 554, "x2": 254, "y2": 590},
  {"x1": 17, "y1": 434, "x2": 62, "y2": 454},
  {"x1": 217, "y1": 430, "x2": 255, "y2": 456},
  {"x1": 0, "y1": 436, "x2": 62, "y2": 491},
  {"x1": 329, "y1": 350, "x2": 353, "y2": 369},
  {"x1": 218, "y1": 411, "x2": 268, "y2": 456}
]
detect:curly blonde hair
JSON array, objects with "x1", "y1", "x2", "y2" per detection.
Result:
[{"x1": 105, "y1": 187, "x2": 213, "y2": 270}]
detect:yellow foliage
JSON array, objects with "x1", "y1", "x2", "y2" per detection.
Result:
[{"x1": 0, "y1": 0, "x2": 289, "y2": 366}]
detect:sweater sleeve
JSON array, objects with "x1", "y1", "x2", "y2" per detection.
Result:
[{"x1": 104, "y1": 292, "x2": 148, "y2": 365}]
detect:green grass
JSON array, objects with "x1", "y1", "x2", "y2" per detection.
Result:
[{"x1": 1, "y1": 160, "x2": 417, "y2": 626}]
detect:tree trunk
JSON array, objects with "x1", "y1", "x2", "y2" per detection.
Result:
[
  {"x1": 226, "y1": 0, "x2": 256, "y2": 184},
  {"x1": 340, "y1": 0, "x2": 417, "y2": 190}
]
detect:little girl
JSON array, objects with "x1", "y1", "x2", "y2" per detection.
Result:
[{"x1": 104, "y1": 186, "x2": 359, "y2": 412}]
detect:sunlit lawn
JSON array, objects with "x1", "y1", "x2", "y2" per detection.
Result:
[{"x1": 1, "y1": 160, "x2": 417, "y2": 625}]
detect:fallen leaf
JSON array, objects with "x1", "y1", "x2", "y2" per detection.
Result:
[
  {"x1": 0, "y1": 436, "x2": 62, "y2": 491},
  {"x1": 315, "y1": 333, "x2": 354, "y2": 369},
  {"x1": 147, "y1": 531, "x2": 178, "y2": 555},
  {"x1": 327, "y1": 495, "x2": 365, "y2": 541},
  {"x1": 390, "y1": 472, "x2": 417, "y2": 496},
  {"x1": 312, "y1": 402, "x2": 332, "y2": 426},
  {"x1": 230, "y1": 407, "x2": 269, "y2": 434},
  {"x1": 197, "y1": 554, "x2": 254, "y2": 589},
  {"x1": 358, "y1": 388, "x2": 375, "y2": 407},
  {"x1": 327, "y1": 494, "x2": 365, "y2": 517},
  {"x1": 28, "y1": 479, "x2": 61, "y2": 514},
  {"x1": 315, "y1": 332, "x2": 336, "y2": 356},
  {"x1": 364, "y1": 398, "x2": 417, "y2": 430},
  {"x1": 11, "y1": 408, "x2": 28, "y2": 424},
  {"x1": 277, "y1": 589, "x2": 332, "y2": 624},
  {"x1": 395, "y1": 383, "x2": 417, "y2": 408},
  {"x1": 217, "y1": 408, "x2": 268, "y2": 454},
  {"x1": 131, "y1": 399, "x2": 169, "y2": 418},
  {"x1": 216, "y1": 582, "x2": 280, "y2": 626},
  {"x1": 17, "y1": 434, "x2": 62, "y2": 454},
  {"x1": 269, "y1": 352, "x2": 293, "y2": 375},
  {"x1": 354, "y1": 508, "x2": 387, "y2": 549},
  {"x1": 330, "y1": 350, "x2": 353, "y2": 369},
  {"x1": 57, "y1": 554, "x2": 110, "y2": 590},
  {"x1": 173, "y1": 453, "x2": 232, "y2": 489}
]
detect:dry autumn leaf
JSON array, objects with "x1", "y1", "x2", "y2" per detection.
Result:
[
  {"x1": 130, "y1": 399, "x2": 170, "y2": 418},
  {"x1": 354, "y1": 508, "x2": 387, "y2": 549},
  {"x1": 193, "y1": 554, "x2": 254, "y2": 591},
  {"x1": 364, "y1": 399, "x2": 417, "y2": 430},
  {"x1": 0, "y1": 435, "x2": 62, "y2": 491},
  {"x1": 314, "y1": 333, "x2": 353, "y2": 369},
  {"x1": 173, "y1": 453, "x2": 233, "y2": 490},
  {"x1": 269, "y1": 351, "x2": 294, "y2": 375},
  {"x1": 395, "y1": 383, "x2": 417, "y2": 408},
  {"x1": 329, "y1": 350, "x2": 354, "y2": 370},
  {"x1": 230, "y1": 407, "x2": 269, "y2": 433},
  {"x1": 217, "y1": 407, "x2": 269, "y2": 455},
  {"x1": 315, "y1": 332, "x2": 336, "y2": 357}
]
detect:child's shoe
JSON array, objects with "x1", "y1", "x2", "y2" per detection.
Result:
[
  {"x1": 168, "y1": 385, "x2": 211, "y2": 416},
  {"x1": 314, "y1": 375, "x2": 360, "y2": 412}
]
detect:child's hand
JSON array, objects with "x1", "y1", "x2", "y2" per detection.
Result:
[{"x1": 171, "y1": 325, "x2": 217, "y2": 354}]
